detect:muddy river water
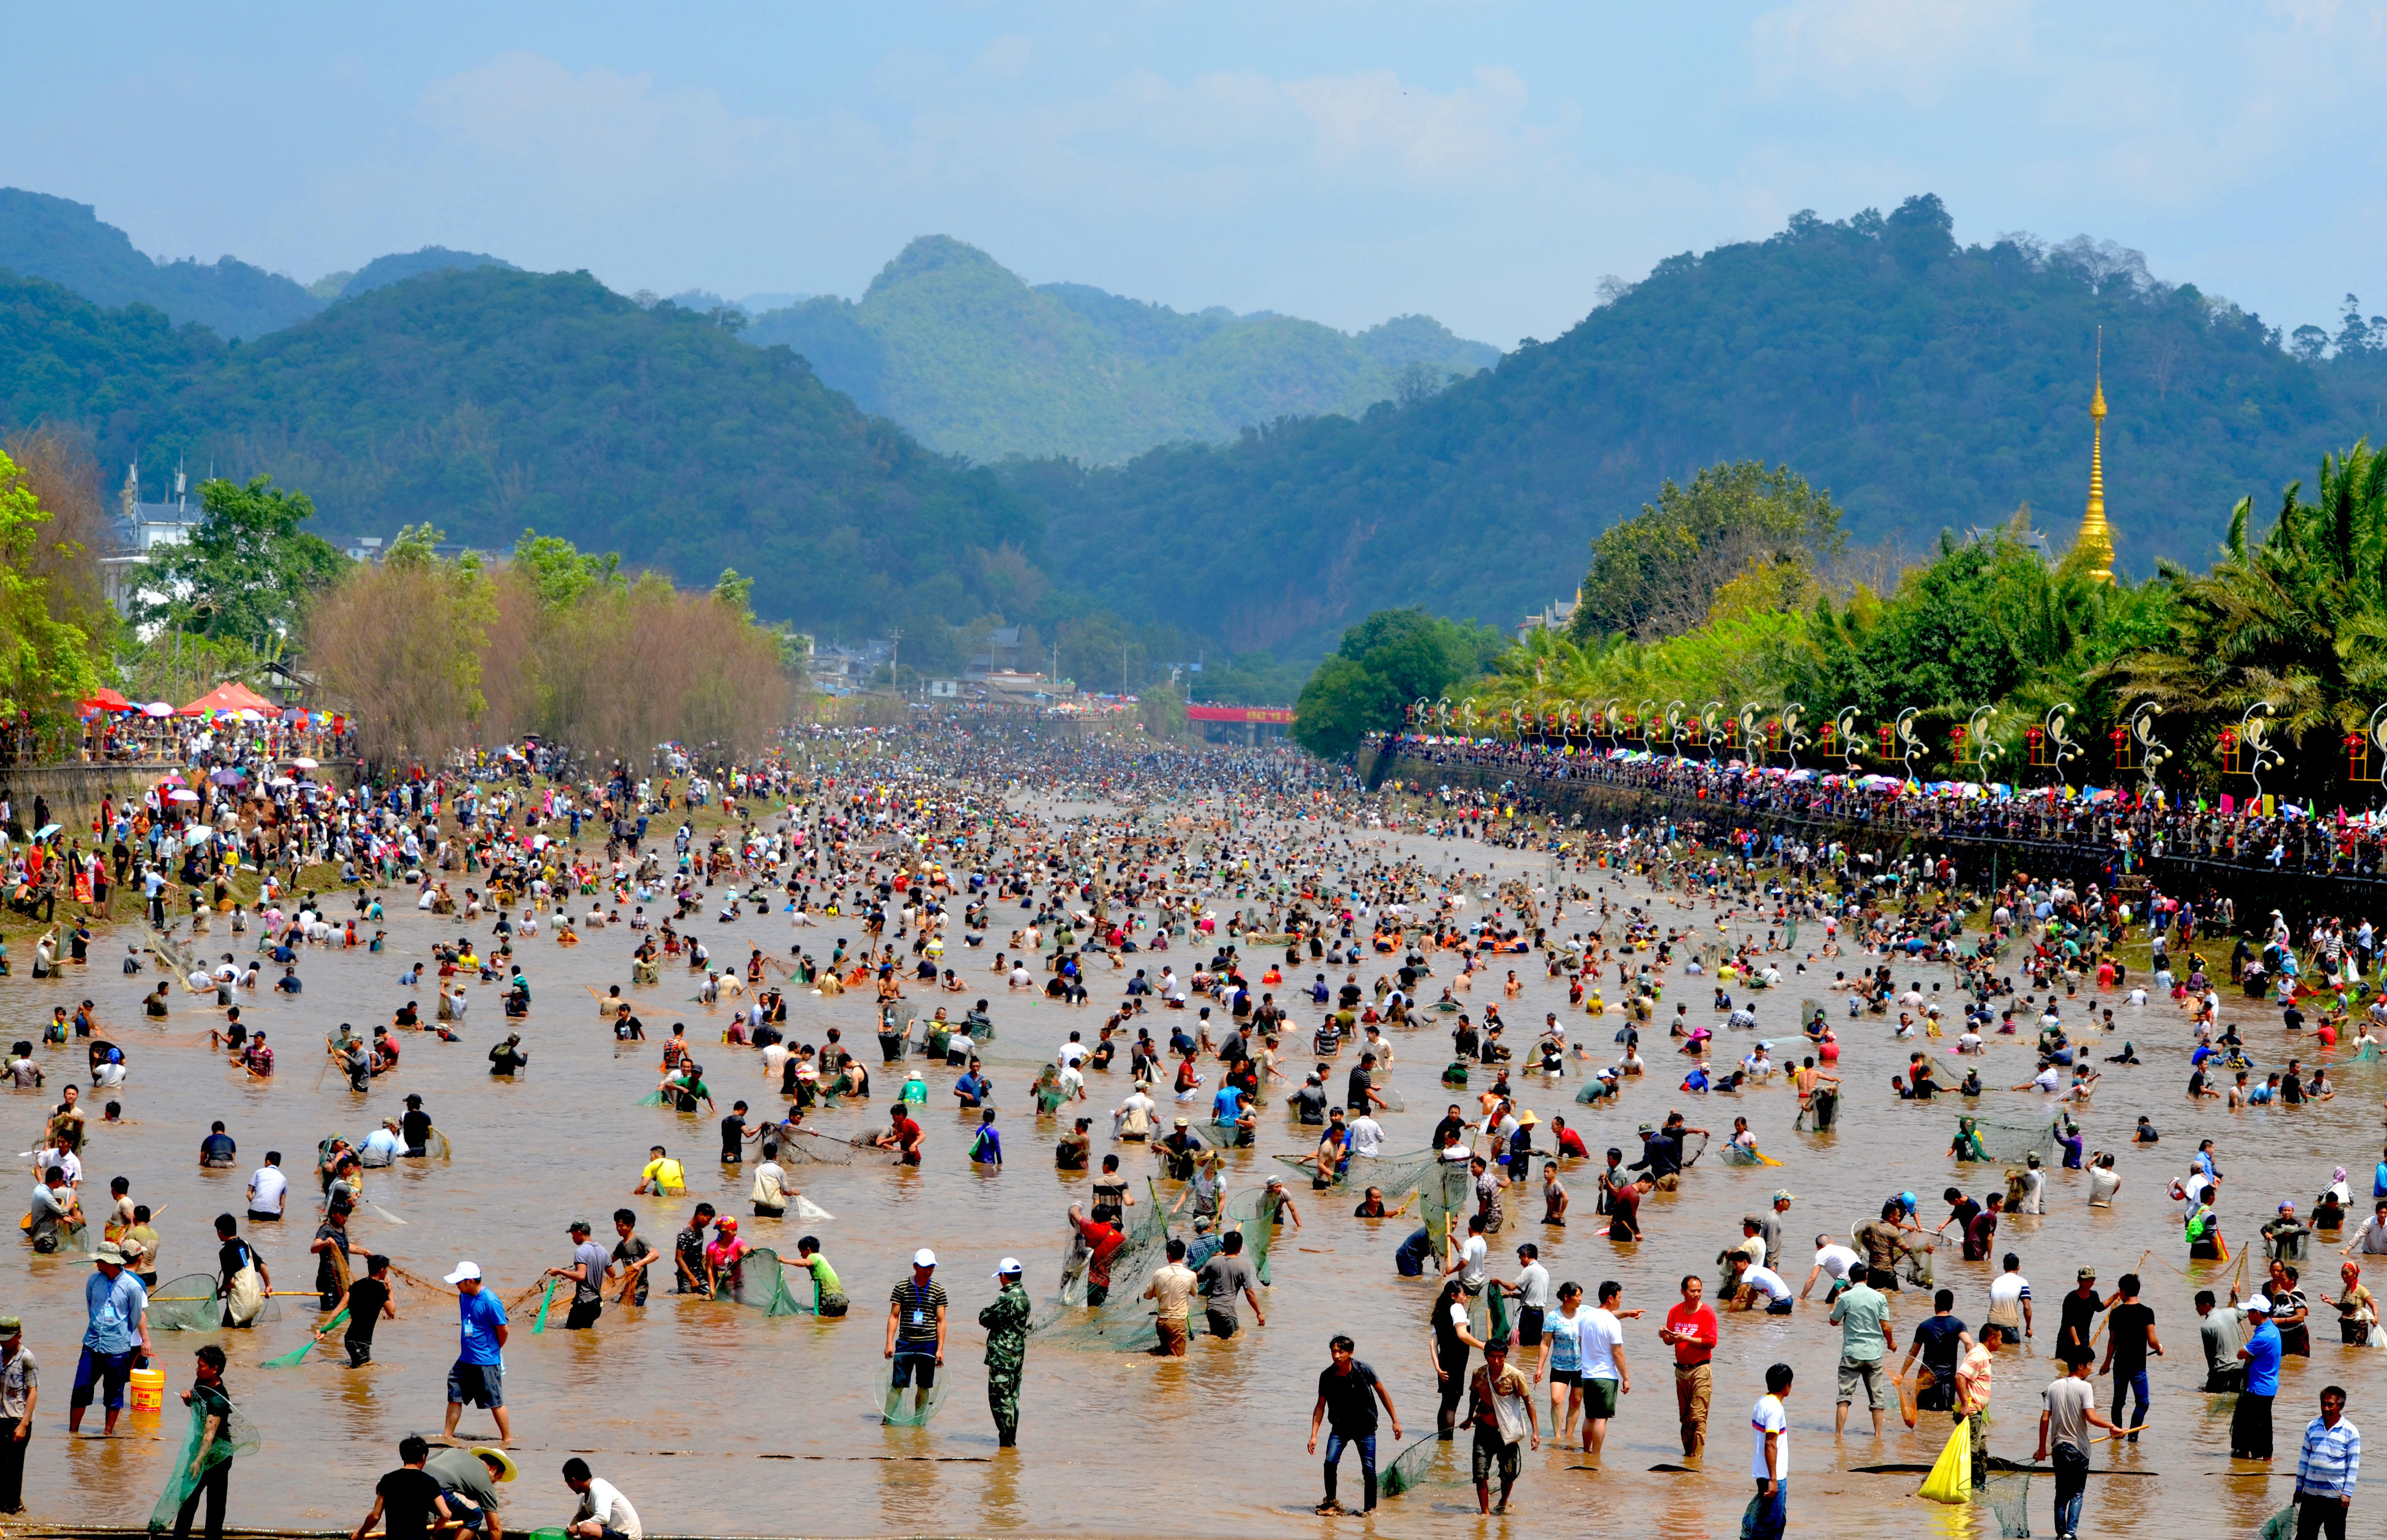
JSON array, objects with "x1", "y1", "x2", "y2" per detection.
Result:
[{"x1": 2, "y1": 815, "x2": 2381, "y2": 1538}]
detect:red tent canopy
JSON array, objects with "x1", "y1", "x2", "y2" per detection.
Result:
[
  {"x1": 79, "y1": 687, "x2": 133, "y2": 712},
  {"x1": 179, "y1": 681, "x2": 276, "y2": 716}
]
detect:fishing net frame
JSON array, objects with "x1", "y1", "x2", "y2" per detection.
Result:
[{"x1": 147, "y1": 1274, "x2": 226, "y2": 1333}]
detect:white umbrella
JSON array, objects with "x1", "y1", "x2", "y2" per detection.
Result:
[
  {"x1": 168, "y1": 789, "x2": 199, "y2": 802},
  {"x1": 235, "y1": 709, "x2": 265, "y2": 723},
  {"x1": 292, "y1": 756, "x2": 319, "y2": 769},
  {"x1": 142, "y1": 702, "x2": 174, "y2": 718},
  {"x1": 270, "y1": 776, "x2": 296, "y2": 788}
]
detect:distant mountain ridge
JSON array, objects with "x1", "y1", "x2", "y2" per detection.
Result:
[
  {"x1": 1013, "y1": 196, "x2": 2387, "y2": 659},
  {"x1": 0, "y1": 264, "x2": 1037, "y2": 640},
  {"x1": 741, "y1": 235, "x2": 1501, "y2": 464},
  {"x1": 0, "y1": 187, "x2": 321, "y2": 339},
  {"x1": 340, "y1": 246, "x2": 516, "y2": 299}
]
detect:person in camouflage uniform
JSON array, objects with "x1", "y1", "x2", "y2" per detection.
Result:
[{"x1": 979, "y1": 1258, "x2": 1031, "y2": 1448}]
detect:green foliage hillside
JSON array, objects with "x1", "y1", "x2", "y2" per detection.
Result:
[
  {"x1": 742, "y1": 235, "x2": 1499, "y2": 464},
  {"x1": 0, "y1": 188, "x2": 322, "y2": 339},
  {"x1": 0, "y1": 268, "x2": 1039, "y2": 638},
  {"x1": 1019, "y1": 196, "x2": 2381, "y2": 660}
]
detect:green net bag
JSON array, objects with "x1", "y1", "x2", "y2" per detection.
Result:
[
  {"x1": 1381, "y1": 1434, "x2": 1457, "y2": 1498},
  {"x1": 147, "y1": 1274, "x2": 225, "y2": 1333},
  {"x1": 727, "y1": 1248, "x2": 808, "y2": 1316},
  {"x1": 1418, "y1": 1160, "x2": 1473, "y2": 1262},
  {"x1": 873, "y1": 1358, "x2": 949, "y2": 1426},
  {"x1": 147, "y1": 1400, "x2": 260, "y2": 1532},
  {"x1": 1224, "y1": 1188, "x2": 1281, "y2": 1285}
]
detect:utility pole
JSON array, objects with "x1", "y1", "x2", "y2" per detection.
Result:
[{"x1": 886, "y1": 627, "x2": 903, "y2": 698}]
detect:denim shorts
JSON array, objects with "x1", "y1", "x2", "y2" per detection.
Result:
[
  {"x1": 70, "y1": 1347, "x2": 136, "y2": 1409},
  {"x1": 447, "y1": 1359, "x2": 505, "y2": 1409}
]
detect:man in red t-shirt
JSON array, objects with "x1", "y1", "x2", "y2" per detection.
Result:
[
  {"x1": 877, "y1": 1107, "x2": 923, "y2": 1167},
  {"x1": 1069, "y1": 1202, "x2": 1127, "y2": 1305},
  {"x1": 1550, "y1": 1117, "x2": 1590, "y2": 1160},
  {"x1": 1658, "y1": 1274, "x2": 1720, "y2": 1456}
]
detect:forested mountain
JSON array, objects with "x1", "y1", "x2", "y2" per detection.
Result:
[
  {"x1": 0, "y1": 267, "x2": 1038, "y2": 637},
  {"x1": 338, "y1": 246, "x2": 517, "y2": 299},
  {"x1": 741, "y1": 235, "x2": 1500, "y2": 464},
  {"x1": 6, "y1": 186, "x2": 2385, "y2": 682},
  {"x1": 1016, "y1": 196, "x2": 2384, "y2": 660},
  {"x1": 0, "y1": 188, "x2": 323, "y2": 339}
]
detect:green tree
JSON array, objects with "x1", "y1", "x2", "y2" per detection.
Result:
[
  {"x1": 139, "y1": 475, "x2": 347, "y2": 647},
  {"x1": 1567, "y1": 461, "x2": 1844, "y2": 644},
  {"x1": 512, "y1": 529, "x2": 623, "y2": 611},
  {"x1": 1293, "y1": 656, "x2": 1400, "y2": 758},
  {"x1": 2108, "y1": 439, "x2": 2387, "y2": 794},
  {"x1": 0, "y1": 448, "x2": 103, "y2": 726},
  {"x1": 1292, "y1": 607, "x2": 1504, "y2": 756},
  {"x1": 713, "y1": 567, "x2": 756, "y2": 620}
]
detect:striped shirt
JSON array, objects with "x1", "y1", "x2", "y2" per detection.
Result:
[{"x1": 2296, "y1": 1414, "x2": 2361, "y2": 1500}]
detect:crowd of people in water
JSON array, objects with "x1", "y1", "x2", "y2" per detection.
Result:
[{"x1": 0, "y1": 717, "x2": 2377, "y2": 1540}]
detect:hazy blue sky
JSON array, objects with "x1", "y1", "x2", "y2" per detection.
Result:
[{"x1": 9, "y1": 2, "x2": 2383, "y2": 346}]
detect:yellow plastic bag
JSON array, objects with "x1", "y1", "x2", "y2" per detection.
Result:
[{"x1": 1917, "y1": 1418, "x2": 1972, "y2": 1504}]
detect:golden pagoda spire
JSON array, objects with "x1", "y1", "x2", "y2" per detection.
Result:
[{"x1": 2074, "y1": 326, "x2": 2115, "y2": 583}]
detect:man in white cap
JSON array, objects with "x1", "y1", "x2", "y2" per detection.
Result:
[
  {"x1": 978, "y1": 1258, "x2": 1030, "y2": 1448},
  {"x1": 883, "y1": 1249, "x2": 946, "y2": 1424},
  {"x1": 441, "y1": 1262, "x2": 512, "y2": 1446}
]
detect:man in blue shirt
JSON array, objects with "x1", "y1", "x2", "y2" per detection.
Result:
[
  {"x1": 70, "y1": 1243, "x2": 152, "y2": 1435},
  {"x1": 441, "y1": 1262, "x2": 512, "y2": 1446},
  {"x1": 2233, "y1": 1296, "x2": 2283, "y2": 1460}
]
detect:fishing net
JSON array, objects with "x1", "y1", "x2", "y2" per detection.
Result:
[
  {"x1": 1466, "y1": 1285, "x2": 1514, "y2": 1343},
  {"x1": 1720, "y1": 1143, "x2": 1764, "y2": 1168},
  {"x1": 2258, "y1": 1504, "x2": 2298, "y2": 1540},
  {"x1": 780, "y1": 1130, "x2": 857, "y2": 1166},
  {"x1": 1418, "y1": 1161, "x2": 1474, "y2": 1261},
  {"x1": 1382, "y1": 1434, "x2": 1461, "y2": 1498},
  {"x1": 1224, "y1": 1188, "x2": 1282, "y2": 1285},
  {"x1": 1035, "y1": 1184, "x2": 1171, "y2": 1350},
  {"x1": 726, "y1": 1247, "x2": 807, "y2": 1316},
  {"x1": 148, "y1": 1274, "x2": 225, "y2": 1333},
  {"x1": 1335, "y1": 1148, "x2": 1443, "y2": 1206},
  {"x1": 1962, "y1": 1115, "x2": 2059, "y2": 1166},
  {"x1": 410, "y1": 1130, "x2": 453, "y2": 1163},
  {"x1": 147, "y1": 1400, "x2": 260, "y2": 1532},
  {"x1": 1678, "y1": 1131, "x2": 1710, "y2": 1167},
  {"x1": 873, "y1": 1359, "x2": 949, "y2": 1427},
  {"x1": 1033, "y1": 1068, "x2": 1070, "y2": 1114},
  {"x1": 263, "y1": 1306, "x2": 344, "y2": 1369},
  {"x1": 635, "y1": 1090, "x2": 666, "y2": 1108},
  {"x1": 1975, "y1": 1473, "x2": 2030, "y2": 1538}
]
